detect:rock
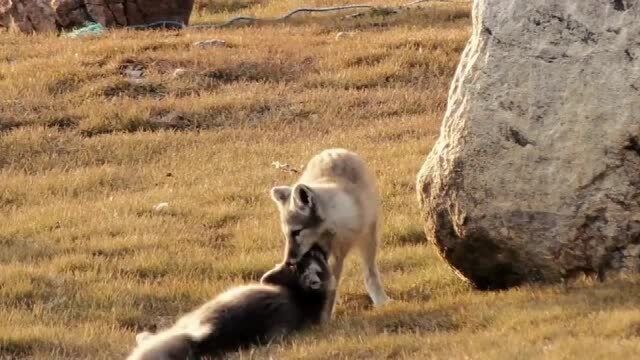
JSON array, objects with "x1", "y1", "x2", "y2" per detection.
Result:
[
  {"x1": 193, "y1": 39, "x2": 227, "y2": 49},
  {"x1": 171, "y1": 68, "x2": 187, "y2": 78},
  {"x1": 119, "y1": 62, "x2": 145, "y2": 80},
  {"x1": 53, "y1": 0, "x2": 194, "y2": 29},
  {"x1": 153, "y1": 202, "x2": 169, "y2": 212},
  {"x1": 417, "y1": 0, "x2": 640, "y2": 290},
  {"x1": 0, "y1": 0, "x2": 57, "y2": 33},
  {"x1": 85, "y1": 0, "x2": 127, "y2": 27},
  {"x1": 52, "y1": 0, "x2": 90, "y2": 29},
  {"x1": 335, "y1": 31, "x2": 354, "y2": 40},
  {"x1": 0, "y1": 0, "x2": 7, "y2": 11},
  {"x1": 148, "y1": 112, "x2": 191, "y2": 130}
]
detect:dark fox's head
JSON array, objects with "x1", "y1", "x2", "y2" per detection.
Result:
[
  {"x1": 270, "y1": 184, "x2": 335, "y2": 265},
  {"x1": 260, "y1": 245, "x2": 334, "y2": 293},
  {"x1": 296, "y1": 245, "x2": 333, "y2": 291}
]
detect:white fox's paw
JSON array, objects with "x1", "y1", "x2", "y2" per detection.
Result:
[{"x1": 372, "y1": 294, "x2": 392, "y2": 307}]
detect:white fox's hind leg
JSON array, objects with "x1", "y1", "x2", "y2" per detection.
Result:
[{"x1": 359, "y1": 222, "x2": 390, "y2": 306}]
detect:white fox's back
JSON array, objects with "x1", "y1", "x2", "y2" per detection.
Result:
[
  {"x1": 300, "y1": 149, "x2": 377, "y2": 193},
  {"x1": 297, "y1": 148, "x2": 379, "y2": 239}
]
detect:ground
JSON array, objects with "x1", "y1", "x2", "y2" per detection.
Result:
[{"x1": 2, "y1": 1, "x2": 640, "y2": 359}]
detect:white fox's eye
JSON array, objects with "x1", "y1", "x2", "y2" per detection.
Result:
[{"x1": 290, "y1": 229, "x2": 302, "y2": 239}]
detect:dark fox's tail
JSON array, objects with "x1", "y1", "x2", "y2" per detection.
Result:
[{"x1": 126, "y1": 324, "x2": 212, "y2": 360}]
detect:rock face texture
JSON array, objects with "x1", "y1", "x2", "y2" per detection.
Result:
[
  {"x1": 52, "y1": 0, "x2": 196, "y2": 29},
  {"x1": 52, "y1": 0, "x2": 91, "y2": 29},
  {"x1": 417, "y1": 0, "x2": 640, "y2": 289},
  {"x1": 0, "y1": 0, "x2": 57, "y2": 33}
]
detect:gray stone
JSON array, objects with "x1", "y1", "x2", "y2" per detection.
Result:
[
  {"x1": 417, "y1": 0, "x2": 640, "y2": 289},
  {"x1": 193, "y1": 39, "x2": 228, "y2": 49},
  {"x1": 53, "y1": 0, "x2": 194, "y2": 29},
  {"x1": 52, "y1": 0, "x2": 90, "y2": 29},
  {"x1": 0, "y1": 0, "x2": 57, "y2": 33}
]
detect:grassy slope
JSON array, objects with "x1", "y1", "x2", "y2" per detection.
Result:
[{"x1": 1, "y1": 1, "x2": 640, "y2": 359}]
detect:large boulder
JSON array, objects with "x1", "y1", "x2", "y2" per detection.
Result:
[
  {"x1": 53, "y1": 0, "x2": 195, "y2": 29},
  {"x1": 417, "y1": 0, "x2": 640, "y2": 289},
  {"x1": 0, "y1": 0, "x2": 57, "y2": 33},
  {"x1": 52, "y1": 0, "x2": 92, "y2": 29}
]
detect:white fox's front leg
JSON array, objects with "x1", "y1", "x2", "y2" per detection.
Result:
[{"x1": 322, "y1": 255, "x2": 344, "y2": 321}]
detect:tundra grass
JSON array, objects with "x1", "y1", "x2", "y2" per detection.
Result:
[{"x1": 1, "y1": 1, "x2": 640, "y2": 359}]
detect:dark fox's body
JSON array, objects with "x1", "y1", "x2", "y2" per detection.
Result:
[
  {"x1": 127, "y1": 247, "x2": 332, "y2": 360},
  {"x1": 192, "y1": 276, "x2": 327, "y2": 357}
]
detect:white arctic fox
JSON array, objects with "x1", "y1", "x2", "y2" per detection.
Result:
[{"x1": 270, "y1": 148, "x2": 391, "y2": 318}]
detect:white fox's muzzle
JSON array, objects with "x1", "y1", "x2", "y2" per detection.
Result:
[{"x1": 285, "y1": 249, "x2": 301, "y2": 265}]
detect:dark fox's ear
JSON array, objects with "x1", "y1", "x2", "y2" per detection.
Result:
[
  {"x1": 292, "y1": 184, "x2": 315, "y2": 210},
  {"x1": 270, "y1": 186, "x2": 292, "y2": 206},
  {"x1": 260, "y1": 263, "x2": 294, "y2": 286}
]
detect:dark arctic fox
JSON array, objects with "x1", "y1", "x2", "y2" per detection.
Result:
[{"x1": 127, "y1": 246, "x2": 334, "y2": 360}]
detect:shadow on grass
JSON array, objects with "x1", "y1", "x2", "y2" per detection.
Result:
[
  {"x1": 330, "y1": 277, "x2": 640, "y2": 341},
  {"x1": 393, "y1": 228, "x2": 426, "y2": 246},
  {"x1": 0, "y1": 338, "x2": 54, "y2": 359}
]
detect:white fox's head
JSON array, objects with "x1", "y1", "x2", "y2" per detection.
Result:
[{"x1": 270, "y1": 184, "x2": 334, "y2": 264}]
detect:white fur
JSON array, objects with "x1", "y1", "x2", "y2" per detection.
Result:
[
  {"x1": 271, "y1": 148, "x2": 391, "y2": 319},
  {"x1": 127, "y1": 323, "x2": 212, "y2": 360}
]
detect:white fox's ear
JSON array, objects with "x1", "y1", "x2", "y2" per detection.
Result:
[
  {"x1": 271, "y1": 186, "x2": 292, "y2": 206},
  {"x1": 292, "y1": 184, "x2": 314, "y2": 210}
]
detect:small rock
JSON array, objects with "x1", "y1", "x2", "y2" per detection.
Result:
[
  {"x1": 148, "y1": 111, "x2": 191, "y2": 130},
  {"x1": 172, "y1": 68, "x2": 187, "y2": 78},
  {"x1": 271, "y1": 161, "x2": 300, "y2": 174},
  {"x1": 125, "y1": 69, "x2": 144, "y2": 79},
  {"x1": 121, "y1": 67, "x2": 144, "y2": 80},
  {"x1": 335, "y1": 32, "x2": 354, "y2": 40},
  {"x1": 153, "y1": 202, "x2": 169, "y2": 212},
  {"x1": 343, "y1": 12, "x2": 365, "y2": 20},
  {"x1": 119, "y1": 61, "x2": 145, "y2": 81},
  {"x1": 193, "y1": 39, "x2": 227, "y2": 49}
]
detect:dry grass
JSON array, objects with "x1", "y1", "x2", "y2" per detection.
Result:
[{"x1": 1, "y1": 1, "x2": 640, "y2": 359}]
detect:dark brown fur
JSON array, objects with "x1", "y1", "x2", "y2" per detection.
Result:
[{"x1": 127, "y1": 246, "x2": 332, "y2": 360}]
